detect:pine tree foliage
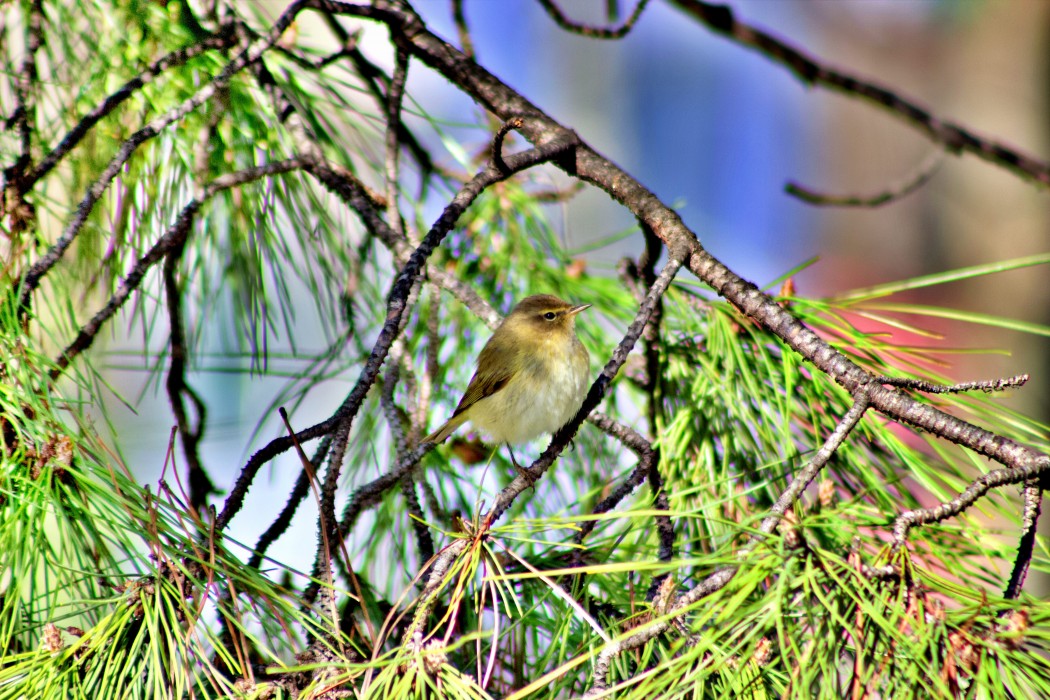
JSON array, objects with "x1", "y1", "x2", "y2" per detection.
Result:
[{"x1": 1, "y1": 1, "x2": 1049, "y2": 698}]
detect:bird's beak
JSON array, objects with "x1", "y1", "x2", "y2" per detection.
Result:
[{"x1": 568, "y1": 303, "x2": 591, "y2": 316}]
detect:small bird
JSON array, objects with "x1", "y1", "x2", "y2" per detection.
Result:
[{"x1": 424, "y1": 295, "x2": 591, "y2": 458}]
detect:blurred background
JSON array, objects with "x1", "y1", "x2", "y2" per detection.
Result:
[{"x1": 98, "y1": 0, "x2": 1049, "y2": 578}]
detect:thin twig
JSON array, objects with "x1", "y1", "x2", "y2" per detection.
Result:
[
  {"x1": 1004, "y1": 480, "x2": 1042, "y2": 599},
  {"x1": 13, "y1": 0, "x2": 43, "y2": 161},
  {"x1": 786, "y1": 150, "x2": 944, "y2": 207},
  {"x1": 637, "y1": 222, "x2": 674, "y2": 571},
  {"x1": 537, "y1": 0, "x2": 652, "y2": 39},
  {"x1": 277, "y1": 407, "x2": 344, "y2": 648},
  {"x1": 759, "y1": 395, "x2": 870, "y2": 533},
  {"x1": 894, "y1": 456, "x2": 1050, "y2": 546},
  {"x1": 382, "y1": 355, "x2": 435, "y2": 565},
  {"x1": 384, "y1": 48, "x2": 409, "y2": 237},
  {"x1": 247, "y1": 437, "x2": 332, "y2": 570},
  {"x1": 492, "y1": 117, "x2": 524, "y2": 174},
  {"x1": 272, "y1": 34, "x2": 360, "y2": 71},
  {"x1": 414, "y1": 282, "x2": 442, "y2": 441},
  {"x1": 163, "y1": 241, "x2": 216, "y2": 512},
  {"x1": 298, "y1": 442, "x2": 434, "y2": 608},
  {"x1": 250, "y1": 45, "x2": 499, "y2": 337},
  {"x1": 309, "y1": 180, "x2": 429, "y2": 614},
  {"x1": 450, "y1": 0, "x2": 474, "y2": 59},
  {"x1": 425, "y1": 268, "x2": 502, "y2": 328},
  {"x1": 398, "y1": 539, "x2": 470, "y2": 654},
  {"x1": 880, "y1": 373, "x2": 1029, "y2": 395},
  {"x1": 573, "y1": 412, "x2": 656, "y2": 549},
  {"x1": 319, "y1": 9, "x2": 436, "y2": 181},
  {"x1": 1, "y1": 0, "x2": 44, "y2": 238},
  {"x1": 49, "y1": 159, "x2": 306, "y2": 378},
  {"x1": 311, "y1": 404, "x2": 353, "y2": 610}
]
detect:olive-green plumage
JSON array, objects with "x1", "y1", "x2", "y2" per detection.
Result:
[{"x1": 424, "y1": 294, "x2": 591, "y2": 446}]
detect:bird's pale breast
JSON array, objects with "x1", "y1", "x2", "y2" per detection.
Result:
[{"x1": 470, "y1": 335, "x2": 589, "y2": 445}]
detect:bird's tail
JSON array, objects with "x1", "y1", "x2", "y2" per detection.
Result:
[{"x1": 423, "y1": 412, "x2": 467, "y2": 444}]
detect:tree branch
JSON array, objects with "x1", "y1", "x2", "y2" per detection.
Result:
[
  {"x1": 247, "y1": 437, "x2": 331, "y2": 570},
  {"x1": 893, "y1": 457, "x2": 1050, "y2": 546},
  {"x1": 669, "y1": 0, "x2": 1050, "y2": 187},
  {"x1": 574, "y1": 412, "x2": 657, "y2": 550},
  {"x1": 383, "y1": 47, "x2": 409, "y2": 237},
  {"x1": 163, "y1": 240, "x2": 217, "y2": 512},
  {"x1": 1, "y1": 0, "x2": 44, "y2": 240},
  {"x1": 382, "y1": 355, "x2": 435, "y2": 565}
]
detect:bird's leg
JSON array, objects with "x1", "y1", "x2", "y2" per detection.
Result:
[{"x1": 506, "y1": 445, "x2": 536, "y2": 486}]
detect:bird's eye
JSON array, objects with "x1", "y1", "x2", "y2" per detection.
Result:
[{"x1": 544, "y1": 311, "x2": 557, "y2": 321}]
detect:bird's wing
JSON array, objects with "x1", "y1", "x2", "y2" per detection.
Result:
[
  {"x1": 424, "y1": 343, "x2": 514, "y2": 444},
  {"x1": 452, "y1": 363, "x2": 511, "y2": 417}
]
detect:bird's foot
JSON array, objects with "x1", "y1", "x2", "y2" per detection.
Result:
[{"x1": 507, "y1": 446, "x2": 538, "y2": 489}]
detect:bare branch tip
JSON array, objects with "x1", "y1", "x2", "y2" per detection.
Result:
[{"x1": 492, "y1": 117, "x2": 526, "y2": 172}]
